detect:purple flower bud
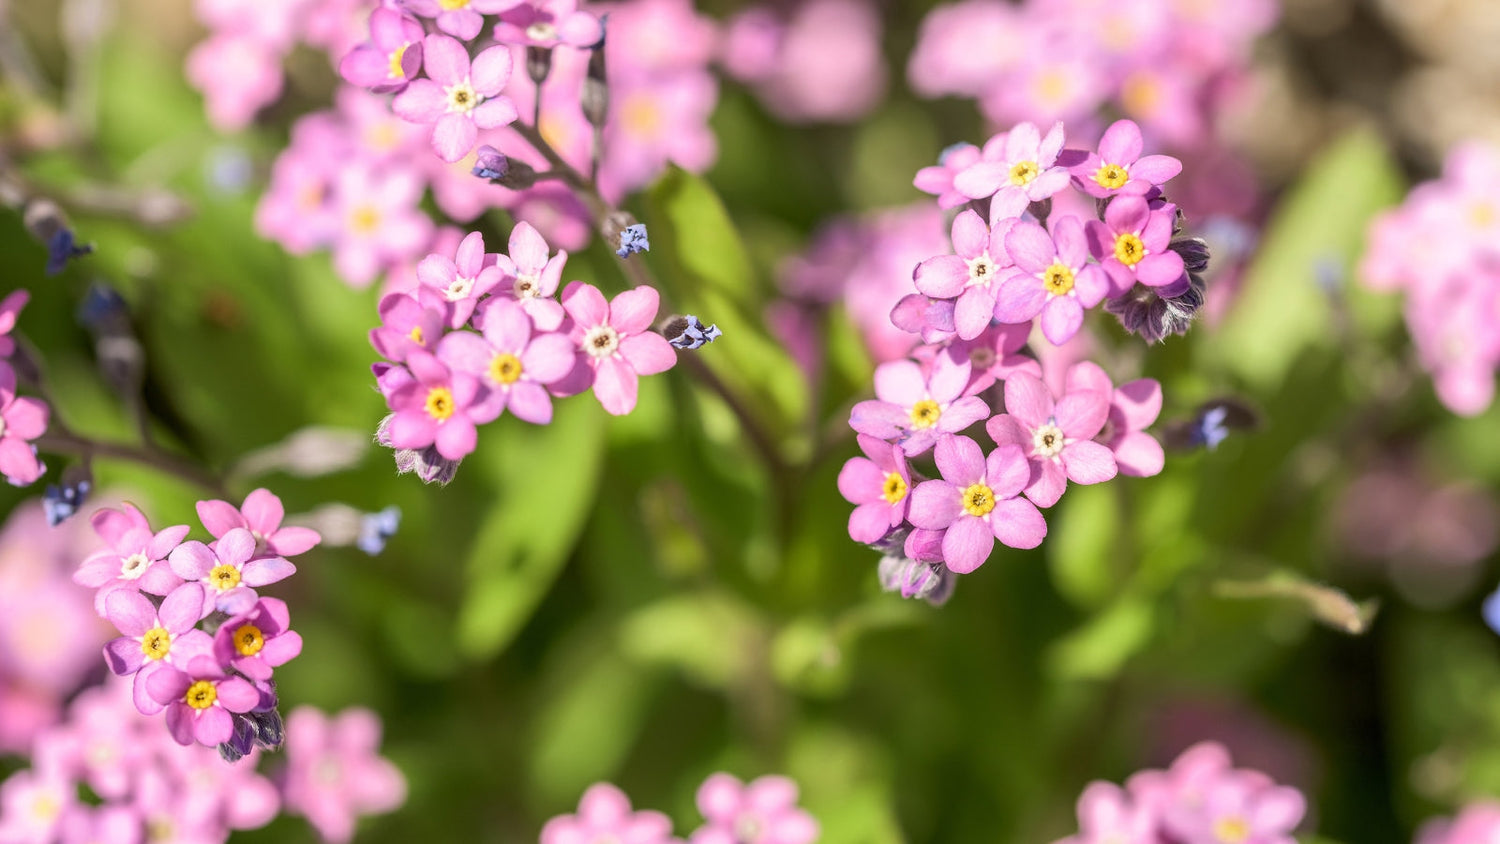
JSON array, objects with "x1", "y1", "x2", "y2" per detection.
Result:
[
  {"x1": 615, "y1": 223, "x2": 649, "y2": 258},
  {"x1": 471, "y1": 144, "x2": 509, "y2": 181},
  {"x1": 662, "y1": 314, "x2": 721, "y2": 351}
]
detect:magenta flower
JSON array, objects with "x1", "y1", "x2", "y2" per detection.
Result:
[
  {"x1": 416, "y1": 230, "x2": 502, "y2": 329},
  {"x1": 437, "y1": 299, "x2": 576, "y2": 425},
  {"x1": 402, "y1": 0, "x2": 516, "y2": 41},
  {"x1": 560, "y1": 283, "x2": 677, "y2": 416},
  {"x1": 1419, "y1": 803, "x2": 1500, "y2": 844},
  {"x1": 384, "y1": 350, "x2": 487, "y2": 459},
  {"x1": 907, "y1": 434, "x2": 1046, "y2": 572},
  {"x1": 338, "y1": 7, "x2": 424, "y2": 94},
  {"x1": 0, "y1": 364, "x2": 47, "y2": 487},
  {"x1": 953, "y1": 121, "x2": 1072, "y2": 219},
  {"x1": 690, "y1": 773, "x2": 818, "y2": 844},
  {"x1": 370, "y1": 293, "x2": 447, "y2": 363},
  {"x1": 495, "y1": 221, "x2": 568, "y2": 331},
  {"x1": 913, "y1": 210, "x2": 1016, "y2": 340},
  {"x1": 1164, "y1": 775, "x2": 1306, "y2": 844},
  {"x1": 1069, "y1": 119, "x2": 1183, "y2": 198},
  {"x1": 837, "y1": 434, "x2": 913, "y2": 544},
  {"x1": 196, "y1": 488, "x2": 322, "y2": 559},
  {"x1": 331, "y1": 165, "x2": 433, "y2": 288},
  {"x1": 913, "y1": 142, "x2": 981, "y2": 210},
  {"x1": 922, "y1": 323, "x2": 1041, "y2": 397},
  {"x1": 213, "y1": 597, "x2": 302, "y2": 682},
  {"x1": 848, "y1": 355, "x2": 989, "y2": 456},
  {"x1": 540, "y1": 782, "x2": 677, "y2": 844},
  {"x1": 1085, "y1": 196, "x2": 1186, "y2": 295},
  {"x1": 73, "y1": 504, "x2": 189, "y2": 615},
  {"x1": 167, "y1": 527, "x2": 296, "y2": 617},
  {"x1": 282, "y1": 706, "x2": 407, "y2": 844},
  {"x1": 0, "y1": 289, "x2": 29, "y2": 358},
  {"x1": 995, "y1": 216, "x2": 1110, "y2": 346},
  {"x1": 494, "y1": 0, "x2": 605, "y2": 48},
  {"x1": 985, "y1": 372, "x2": 1117, "y2": 508},
  {"x1": 1066, "y1": 362, "x2": 1164, "y2": 478},
  {"x1": 393, "y1": 35, "x2": 517, "y2": 163},
  {"x1": 1057, "y1": 781, "x2": 1159, "y2": 844},
  {"x1": 102, "y1": 584, "x2": 211, "y2": 713},
  {"x1": 146, "y1": 654, "x2": 259, "y2": 747}
]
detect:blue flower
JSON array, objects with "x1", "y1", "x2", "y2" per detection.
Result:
[
  {"x1": 357, "y1": 506, "x2": 402, "y2": 555},
  {"x1": 616, "y1": 223, "x2": 649, "y2": 258}
]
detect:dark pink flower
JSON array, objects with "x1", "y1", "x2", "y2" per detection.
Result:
[
  {"x1": 560, "y1": 283, "x2": 677, "y2": 416},
  {"x1": 145, "y1": 654, "x2": 259, "y2": 747},
  {"x1": 848, "y1": 355, "x2": 989, "y2": 456},
  {"x1": 1066, "y1": 362, "x2": 1163, "y2": 478},
  {"x1": 1069, "y1": 119, "x2": 1183, "y2": 198},
  {"x1": 393, "y1": 35, "x2": 517, "y2": 163},
  {"x1": 690, "y1": 773, "x2": 818, "y2": 844},
  {"x1": 370, "y1": 293, "x2": 448, "y2": 363},
  {"x1": 384, "y1": 350, "x2": 488, "y2": 459},
  {"x1": 837, "y1": 434, "x2": 912, "y2": 544},
  {"x1": 0, "y1": 362, "x2": 48, "y2": 486},
  {"x1": 995, "y1": 216, "x2": 1110, "y2": 346},
  {"x1": 540, "y1": 782, "x2": 676, "y2": 844},
  {"x1": 907, "y1": 434, "x2": 1045, "y2": 572},
  {"x1": 338, "y1": 7, "x2": 424, "y2": 94},
  {"x1": 913, "y1": 209, "x2": 1016, "y2": 340},
  {"x1": 913, "y1": 142, "x2": 981, "y2": 210},
  {"x1": 213, "y1": 597, "x2": 302, "y2": 681},
  {"x1": 101, "y1": 583, "x2": 211, "y2": 714},
  {"x1": 1085, "y1": 196, "x2": 1186, "y2": 295},
  {"x1": 282, "y1": 706, "x2": 406, "y2": 844},
  {"x1": 167, "y1": 527, "x2": 295, "y2": 617},
  {"x1": 985, "y1": 372, "x2": 1117, "y2": 507},
  {"x1": 73, "y1": 504, "x2": 189, "y2": 616},
  {"x1": 196, "y1": 488, "x2": 322, "y2": 559},
  {"x1": 437, "y1": 299, "x2": 575, "y2": 425},
  {"x1": 416, "y1": 230, "x2": 503, "y2": 329}
]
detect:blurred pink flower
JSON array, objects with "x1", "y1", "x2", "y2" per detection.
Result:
[
  {"x1": 541, "y1": 782, "x2": 677, "y2": 844},
  {"x1": 721, "y1": 0, "x2": 887, "y2": 124},
  {"x1": 282, "y1": 706, "x2": 406, "y2": 844},
  {"x1": 690, "y1": 773, "x2": 817, "y2": 844},
  {"x1": 393, "y1": 35, "x2": 518, "y2": 163},
  {"x1": 185, "y1": 34, "x2": 286, "y2": 131}
]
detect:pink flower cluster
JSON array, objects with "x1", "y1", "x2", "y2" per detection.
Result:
[
  {"x1": 0, "y1": 290, "x2": 50, "y2": 487},
  {"x1": 542, "y1": 773, "x2": 818, "y2": 844},
  {"x1": 0, "y1": 676, "x2": 404, "y2": 844},
  {"x1": 841, "y1": 120, "x2": 1184, "y2": 593},
  {"x1": 243, "y1": 0, "x2": 719, "y2": 290},
  {"x1": 371, "y1": 225, "x2": 677, "y2": 474},
  {"x1": 907, "y1": 0, "x2": 1276, "y2": 149},
  {"x1": 1359, "y1": 141, "x2": 1500, "y2": 416},
  {"x1": 1053, "y1": 741, "x2": 1306, "y2": 844},
  {"x1": 70, "y1": 489, "x2": 317, "y2": 753},
  {"x1": 1418, "y1": 802, "x2": 1500, "y2": 844}
]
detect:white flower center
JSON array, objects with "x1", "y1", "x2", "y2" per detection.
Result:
[
  {"x1": 513, "y1": 274, "x2": 540, "y2": 298},
  {"x1": 119, "y1": 552, "x2": 151, "y2": 580},
  {"x1": 526, "y1": 21, "x2": 558, "y2": 41},
  {"x1": 733, "y1": 815, "x2": 764, "y2": 843},
  {"x1": 444, "y1": 80, "x2": 481, "y2": 115},
  {"x1": 967, "y1": 253, "x2": 998, "y2": 287},
  {"x1": 1032, "y1": 421, "x2": 1066, "y2": 459},
  {"x1": 582, "y1": 325, "x2": 620, "y2": 358},
  {"x1": 445, "y1": 277, "x2": 475, "y2": 301}
]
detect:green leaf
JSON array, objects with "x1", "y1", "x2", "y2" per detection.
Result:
[
  {"x1": 1047, "y1": 482, "x2": 1123, "y2": 610},
  {"x1": 1046, "y1": 595, "x2": 1154, "y2": 680},
  {"x1": 1208, "y1": 127, "x2": 1404, "y2": 388},
  {"x1": 454, "y1": 399, "x2": 606, "y2": 659},
  {"x1": 618, "y1": 590, "x2": 763, "y2": 689}
]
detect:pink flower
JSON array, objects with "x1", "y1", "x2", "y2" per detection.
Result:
[
  {"x1": 212, "y1": 597, "x2": 301, "y2": 681},
  {"x1": 1065, "y1": 362, "x2": 1164, "y2": 478},
  {"x1": 1085, "y1": 196, "x2": 1186, "y2": 295},
  {"x1": 195, "y1": 488, "x2": 322, "y2": 559},
  {"x1": 101, "y1": 583, "x2": 212, "y2": 714},
  {"x1": 406, "y1": 0, "x2": 516, "y2": 40},
  {"x1": 370, "y1": 293, "x2": 448, "y2": 363},
  {"x1": 723, "y1": 0, "x2": 887, "y2": 124},
  {"x1": 495, "y1": 221, "x2": 567, "y2": 331},
  {"x1": 905, "y1": 0, "x2": 1023, "y2": 99},
  {"x1": 689, "y1": 773, "x2": 818, "y2": 844},
  {"x1": 167, "y1": 527, "x2": 295, "y2": 617},
  {"x1": 1069, "y1": 119, "x2": 1183, "y2": 198},
  {"x1": 0, "y1": 363, "x2": 48, "y2": 486},
  {"x1": 953, "y1": 122, "x2": 1072, "y2": 219},
  {"x1": 848, "y1": 355, "x2": 989, "y2": 456},
  {"x1": 282, "y1": 706, "x2": 406, "y2": 844},
  {"x1": 0, "y1": 768, "x2": 75, "y2": 843},
  {"x1": 1054, "y1": 781, "x2": 1159, "y2": 844},
  {"x1": 540, "y1": 782, "x2": 677, "y2": 844},
  {"x1": 913, "y1": 209, "x2": 1017, "y2": 341},
  {"x1": 560, "y1": 283, "x2": 677, "y2": 416},
  {"x1": 184, "y1": 34, "x2": 285, "y2": 131},
  {"x1": 1418, "y1": 802, "x2": 1500, "y2": 844},
  {"x1": 437, "y1": 299, "x2": 576, "y2": 425},
  {"x1": 338, "y1": 7, "x2": 424, "y2": 93},
  {"x1": 494, "y1": 0, "x2": 604, "y2": 48},
  {"x1": 384, "y1": 350, "x2": 488, "y2": 459},
  {"x1": 1164, "y1": 774, "x2": 1305, "y2": 844},
  {"x1": 985, "y1": 372, "x2": 1117, "y2": 508},
  {"x1": 921, "y1": 323, "x2": 1041, "y2": 397},
  {"x1": 0, "y1": 289, "x2": 29, "y2": 358},
  {"x1": 837, "y1": 434, "x2": 913, "y2": 544},
  {"x1": 907, "y1": 434, "x2": 1046, "y2": 572},
  {"x1": 416, "y1": 231, "x2": 503, "y2": 329},
  {"x1": 331, "y1": 164, "x2": 433, "y2": 288},
  {"x1": 73, "y1": 504, "x2": 190, "y2": 616},
  {"x1": 393, "y1": 35, "x2": 518, "y2": 163},
  {"x1": 995, "y1": 216, "x2": 1110, "y2": 346},
  {"x1": 598, "y1": 68, "x2": 719, "y2": 199},
  {"x1": 913, "y1": 142, "x2": 982, "y2": 210},
  {"x1": 146, "y1": 654, "x2": 259, "y2": 747}
]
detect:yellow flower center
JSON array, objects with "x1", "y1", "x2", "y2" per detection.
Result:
[
  {"x1": 909, "y1": 399, "x2": 942, "y2": 430},
  {"x1": 233, "y1": 623, "x2": 265, "y2": 657},
  {"x1": 184, "y1": 680, "x2": 217, "y2": 710},
  {"x1": 1122, "y1": 73, "x2": 1160, "y2": 117},
  {"x1": 1471, "y1": 202, "x2": 1495, "y2": 228},
  {"x1": 1035, "y1": 69, "x2": 1070, "y2": 105},
  {"x1": 29, "y1": 794, "x2": 59, "y2": 822},
  {"x1": 209, "y1": 563, "x2": 241, "y2": 592},
  {"x1": 1033, "y1": 422, "x2": 1066, "y2": 458},
  {"x1": 444, "y1": 80, "x2": 480, "y2": 115},
  {"x1": 1113, "y1": 232, "x2": 1146, "y2": 266},
  {"x1": 961, "y1": 483, "x2": 996, "y2": 517},
  {"x1": 409, "y1": 325, "x2": 425, "y2": 346},
  {"x1": 881, "y1": 472, "x2": 908, "y2": 505},
  {"x1": 1213, "y1": 816, "x2": 1250, "y2": 844},
  {"x1": 622, "y1": 97, "x2": 661, "y2": 137},
  {"x1": 350, "y1": 205, "x2": 381, "y2": 235},
  {"x1": 388, "y1": 43, "x2": 409, "y2": 80},
  {"x1": 1093, "y1": 163, "x2": 1129, "y2": 190},
  {"x1": 141, "y1": 627, "x2": 173, "y2": 661},
  {"x1": 489, "y1": 353, "x2": 523, "y2": 385},
  {"x1": 1043, "y1": 262, "x2": 1075, "y2": 296},
  {"x1": 1008, "y1": 160, "x2": 1039, "y2": 187},
  {"x1": 439, "y1": 0, "x2": 469, "y2": 10},
  {"x1": 425, "y1": 386, "x2": 455, "y2": 420}
]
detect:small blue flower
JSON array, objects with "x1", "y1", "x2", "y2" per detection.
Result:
[
  {"x1": 43, "y1": 478, "x2": 92, "y2": 527},
  {"x1": 357, "y1": 506, "x2": 402, "y2": 555},
  {"x1": 1484, "y1": 584, "x2": 1500, "y2": 636},
  {"x1": 45, "y1": 228, "x2": 93, "y2": 276},
  {"x1": 471, "y1": 144, "x2": 508, "y2": 181},
  {"x1": 1193, "y1": 405, "x2": 1231, "y2": 451},
  {"x1": 664, "y1": 314, "x2": 721, "y2": 351},
  {"x1": 77, "y1": 282, "x2": 128, "y2": 332},
  {"x1": 616, "y1": 223, "x2": 649, "y2": 258}
]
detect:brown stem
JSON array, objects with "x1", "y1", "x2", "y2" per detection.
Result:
[{"x1": 36, "y1": 430, "x2": 229, "y2": 498}]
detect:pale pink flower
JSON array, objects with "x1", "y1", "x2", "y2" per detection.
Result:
[
  {"x1": 195, "y1": 488, "x2": 322, "y2": 559},
  {"x1": 848, "y1": 355, "x2": 989, "y2": 456},
  {"x1": 540, "y1": 782, "x2": 677, "y2": 844},
  {"x1": 953, "y1": 121, "x2": 1072, "y2": 219},
  {"x1": 1065, "y1": 362, "x2": 1164, "y2": 478},
  {"x1": 689, "y1": 773, "x2": 818, "y2": 844},
  {"x1": 493, "y1": 0, "x2": 604, "y2": 48},
  {"x1": 331, "y1": 164, "x2": 433, "y2": 288},
  {"x1": 560, "y1": 283, "x2": 677, "y2": 416},
  {"x1": 403, "y1": 0, "x2": 517, "y2": 42},
  {"x1": 166, "y1": 527, "x2": 295, "y2": 617},
  {"x1": 72, "y1": 504, "x2": 189, "y2": 616},
  {"x1": 184, "y1": 34, "x2": 285, "y2": 131},
  {"x1": 495, "y1": 221, "x2": 567, "y2": 330},
  {"x1": 985, "y1": 371, "x2": 1117, "y2": 507},
  {"x1": 907, "y1": 434, "x2": 1046, "y2": 572},
  {"x1": 437, "y1": 299, "x2": 576, "y2": 425},
  {"x1": 282, "y1": 706, "x2": 407, "y2": 844},
  {"x1": 416, "y1": 231, "x2": 503, "y2": 329},
  {"x1": 394, "y1": 35, "x2": 518, "y2": 163}
]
